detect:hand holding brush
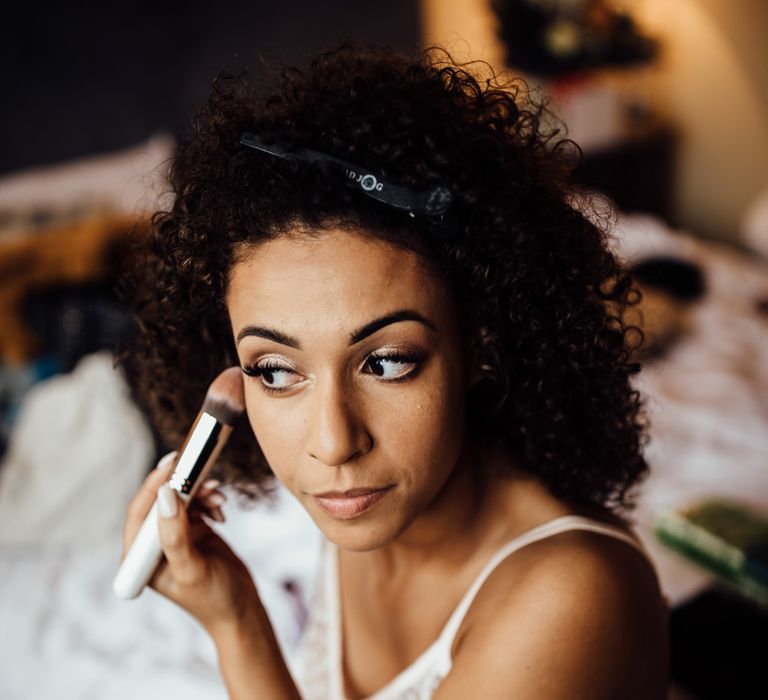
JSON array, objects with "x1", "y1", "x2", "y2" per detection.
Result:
[{"x1": 113, "y1": 367, "x2": 263, "y2": 635}]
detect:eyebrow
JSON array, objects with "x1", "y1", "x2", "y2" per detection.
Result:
[{"x1": 236, "y1": 309, "x2": 436, "y2": 349}]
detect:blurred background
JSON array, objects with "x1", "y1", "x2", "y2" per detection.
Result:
[{"x1": 1, "y1": 2, "x2": 767, "y2": 698}]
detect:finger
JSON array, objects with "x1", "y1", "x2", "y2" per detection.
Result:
[
  {"x1": 199, "y1": 490, "x2": 227, "y2": 508},
  {"x1": 156, "y1": 451, "x2": 179, "y2": 472},
  {"x1": 123, "y1": 451, "x2": 178, "y2": 550},
  {"x1": 195, "y1": 482, "x2": 226, "y2": 503},
  {"x1": 189, "y1": 500, "x2": 226, "y2": 524},
  {"x1": 188, "y1": 512, "x2": 216, "y2": 540},
  {"x1": 156, "y1": 485, "x2": 207, "y2": 587},
  {"x1": 205, "y1": 506, "x2": 226, "y2": 523}
]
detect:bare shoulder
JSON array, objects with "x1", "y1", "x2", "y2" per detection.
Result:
[{"x1": 435, "y1": 527, "x2": 670, "y2": 700}]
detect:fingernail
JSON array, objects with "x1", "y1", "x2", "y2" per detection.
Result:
[
  {"x1": 209, "y1": 507, "x2": 225, "y2": 523},
  {"x1": 205, "y1": 492, "x2": 227, "y2": 507},
  {"x1": 156, "y1": 451, "x2": 177, "y2": 471},
  {"x1": 202, "y1": 478, "x2": 221, "y2": 490},
  {"x1": 157, "y1": 485, "x2": 178, "y2": 518}
]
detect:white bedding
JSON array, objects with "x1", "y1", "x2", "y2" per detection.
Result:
[
  {"x1": 0, "y1": 354, "x2": 321, "y2": 699},
  {"x1": 0, "y1": 485, "x2": 321, "y2": 700}
]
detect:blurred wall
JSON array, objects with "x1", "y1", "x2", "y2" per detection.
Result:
[
  {"x1": 633, "y1": 0, "x2": 768, "y2": 241},
  {"x1": 0, "y1": 1, "x2": 421, "y2": 175},
  {"x1": 420, "y1": 0, "x2": 502, "y2": 67},
  {"x1": 421, "y1": 0, "x2": 768, "y2": 243}
]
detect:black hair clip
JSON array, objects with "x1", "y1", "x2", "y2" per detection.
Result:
[{"x1": 240, "y1": 132, "x2": 457, "y2": 242}]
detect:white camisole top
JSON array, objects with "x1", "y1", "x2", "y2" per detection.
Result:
[{"x1": 291, "y1": 515, "x2": 656, "y2": 700}]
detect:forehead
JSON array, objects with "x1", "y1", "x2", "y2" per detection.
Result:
[{"x1": 226, "y1": 228, "x2": 452, "y2": 329}]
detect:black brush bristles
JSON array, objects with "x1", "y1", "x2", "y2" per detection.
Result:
[{"x1": 201, "y1": 367, "x2": 246, "y2": 425}]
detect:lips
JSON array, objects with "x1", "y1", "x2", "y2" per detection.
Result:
[{"x1": 312, "y1": 486, "x2": 393, "y2": 520}]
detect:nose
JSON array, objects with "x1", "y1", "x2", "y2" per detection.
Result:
[{"x1": 305, "y1": 375, "x2": 373, "y2": 467}]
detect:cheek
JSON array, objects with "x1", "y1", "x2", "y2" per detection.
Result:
[
  {"x1": 244, "y1": 387, "x2": 305, "y2": 484},
  {"x1": 402, "y1": 389, "x2": 458, "y2": 441},
  {"x1": 376, "y1": 371, "x2": 467, "y2": 488}
]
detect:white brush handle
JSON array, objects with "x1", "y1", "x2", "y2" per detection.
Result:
[
  {"x1": 113, "y1": 498, "x2": 173, "y2": 599},
  {"x1": 113, "y1": 412, "x2": 231, "y2": 600}
]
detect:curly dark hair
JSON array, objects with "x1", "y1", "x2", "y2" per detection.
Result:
[{"x1": 123, "y1": 42, "x2": 648, "y2": 514}]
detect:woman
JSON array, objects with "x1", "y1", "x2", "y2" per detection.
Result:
[{"x1": 121, "y1": 43, "x2": 669, "y2": 699}]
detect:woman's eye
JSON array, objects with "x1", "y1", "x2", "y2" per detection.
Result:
[
  {"x1": 242, "y1": 362, "x2": 300, "y2": 393},
  {"x1": 242, "y1": 351, "x2": 426, "y2": 394},
  {"x1": 363, "y1": 352, "x2": 425, "y2": 382}
]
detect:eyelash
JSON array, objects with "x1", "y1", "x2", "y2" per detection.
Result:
[{"x1": 241, "y1": 350, "x2": 426, "y2": 396}]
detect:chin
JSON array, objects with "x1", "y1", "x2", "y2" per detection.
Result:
[{"x1": 313, "y1": 509, "x2": 412, "y2": 552}]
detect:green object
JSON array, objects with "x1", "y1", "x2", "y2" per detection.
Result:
[{"x1": 655, "y1": 500, "x2": 768, "y2": 605}]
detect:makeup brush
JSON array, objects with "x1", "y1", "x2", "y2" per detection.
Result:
[{"x1": 112, "y1": 367, "x2": 245, "y2": 599}]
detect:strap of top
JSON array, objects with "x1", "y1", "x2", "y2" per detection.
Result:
[
  {"x1": 322, "y1": 514, "x2": 655, "y2": 699},
  {"x1": 325, "y1": 540, "x2": 345, "y2": 700},
  {"x1": 434, "y1": 515, "x2": 653, "y2": 653}
]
